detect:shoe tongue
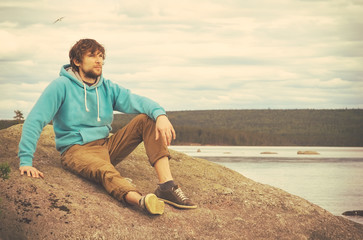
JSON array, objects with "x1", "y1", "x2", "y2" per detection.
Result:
[{"x1": 159, "y1": 180, "x2": 176, "y2": 191}]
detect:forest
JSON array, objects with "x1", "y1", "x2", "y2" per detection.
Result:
[
  {"x1": 1, "y1": 109, "x2": 362, "y2": 146},
  {"x1": 111, "y1": 109, "x2": 363, "y2": 147}
]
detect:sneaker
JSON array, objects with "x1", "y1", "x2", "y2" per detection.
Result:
[
  {"x1": 139, "y1": 193, "x2": 165, "y2": 215},
  {"x1": 155, "y1": 185, "x2": 197, "y2": 209}
]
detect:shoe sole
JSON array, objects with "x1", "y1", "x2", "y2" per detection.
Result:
[
  {"x1": 159, "y1": 198, "x2": 197, "y2": 209},
  {"x1": 145, "y1": 194, "x2": 165, "y2": 215}
]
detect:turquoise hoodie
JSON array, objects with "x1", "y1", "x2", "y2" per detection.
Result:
[{"x1": 18, "y1": 64, "x2": 166, "y2": 167}]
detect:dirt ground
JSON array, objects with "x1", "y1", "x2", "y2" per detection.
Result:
[{"x1": 1, "y1": 124, "x2": 362, "y2": 240}]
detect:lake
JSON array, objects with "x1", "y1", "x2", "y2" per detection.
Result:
[{"x1": 169, "y1": 146, "x2": 363, "y2": 225}]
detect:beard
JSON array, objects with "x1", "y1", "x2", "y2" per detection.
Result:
[{"x1": 83, "y1": 68, "x2": 102, "y2": 80}]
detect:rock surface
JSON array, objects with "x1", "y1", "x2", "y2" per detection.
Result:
[{"x1": 0, "y1": 124, "x2": 362, "y2": 240}]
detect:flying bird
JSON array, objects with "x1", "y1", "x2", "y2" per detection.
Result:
[{"x1": 53, "y1": 17, "x2": 64, "y2": 24}]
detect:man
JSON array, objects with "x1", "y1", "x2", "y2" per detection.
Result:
[{"x1": 18, "y1": 39, "x2": 196, "y2": 215}]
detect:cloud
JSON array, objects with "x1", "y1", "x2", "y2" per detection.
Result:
[
  {"x1": 0, "y1": 0, "x2": 362, "y2": 119},
  {"x1": 0, "y1": 81, "x2": 48, "y2": 118}
]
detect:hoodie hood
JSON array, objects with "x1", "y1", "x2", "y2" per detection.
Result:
[{"x1": 60, "y1": 64, "x2": 104, "y2": 89}]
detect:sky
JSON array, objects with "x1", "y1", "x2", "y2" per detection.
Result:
[{"x1": 1, "y1": 0, "x2": 362, "y2": 119}]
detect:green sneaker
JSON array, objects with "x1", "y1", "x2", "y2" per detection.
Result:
[
  {"x1": 155, "y1": 185, "x2": 197, "y2": 209},
  {"x1": 139, "y1": 193, "x2": 165, "y2": 215}
]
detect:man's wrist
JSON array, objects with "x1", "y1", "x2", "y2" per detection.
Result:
[{"x1": 156, "y1": 114, "x2": 167, "y2": 120}]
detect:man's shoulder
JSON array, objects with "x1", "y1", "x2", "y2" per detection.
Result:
[
  {"x1": 52, "y1": 76, "x2": 69, "y2": 84},
  {"x1": 43, "y1": 76, "x2": 71, "y2": 92},
  {"x1": 55, "y1": 75, "x2": 71, "y2": 83},
  {"x1": 50, "y1": 76, "x2": 73, "y2": 87}
]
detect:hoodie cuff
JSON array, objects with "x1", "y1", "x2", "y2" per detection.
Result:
[
  {"x1": 20, "y1": 157, "x2": 33, "y2": 167},
  {"x1": 152, "y1": 109, "x2": 167, "y2": 121}
]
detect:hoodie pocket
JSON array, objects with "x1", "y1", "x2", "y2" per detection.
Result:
[{"x1": 79, "y1": 126, "x2": 110, "y2": 144}]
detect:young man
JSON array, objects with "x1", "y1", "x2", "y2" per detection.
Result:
[{"x1": 18, "y1": 39, "x2": 196, "y2": 215}]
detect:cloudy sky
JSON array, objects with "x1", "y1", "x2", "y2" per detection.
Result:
[{"x1": 1, "y1": 0, "x2": 362, "y2": 119}]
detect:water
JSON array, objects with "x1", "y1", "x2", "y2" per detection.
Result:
[{"x1": 169, "y1": 146, "x2": 363, "y2": 224}]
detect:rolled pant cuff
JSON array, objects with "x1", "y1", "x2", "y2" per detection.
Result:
[
  {"x1": 117, "y1": 188, "x2": 142, "y2": 204},
  {"x1": 149, "y1": 153, "x2": 171, "y2": 167}
]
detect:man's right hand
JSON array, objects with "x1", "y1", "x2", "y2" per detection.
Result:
[{"x1": 19, "y1": 166, "x2": 44, "y2": 178}]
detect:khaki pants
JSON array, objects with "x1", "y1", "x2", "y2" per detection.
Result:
[{"x1": 61, "y1": 114, "x2": 170, "y2": 202}]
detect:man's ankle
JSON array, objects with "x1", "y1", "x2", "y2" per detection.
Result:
[
  {"x1": 125, "y1": 191, "x2": 143, "y2": 206},
  {"x1": 159, "y1": 180, "x2": 176, "y2": 191}
]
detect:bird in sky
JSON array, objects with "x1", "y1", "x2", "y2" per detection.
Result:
[{"x1": 53, "y1": 17, "x2": 64, "y2": 24}]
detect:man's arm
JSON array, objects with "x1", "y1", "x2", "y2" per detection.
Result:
[
  {"x1": 18, "y1": 78, "x2": 65, "y2": 176},
  {"x1": 108, "y1": 80, "x2": 175, "y2": 144},
  {"x1": 109, "y1": 81, "x2": 166, "y2": 121}
]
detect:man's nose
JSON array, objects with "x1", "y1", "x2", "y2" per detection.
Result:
[{"x1": 96, "y1": 56, "x2": 103, "y2": 63}]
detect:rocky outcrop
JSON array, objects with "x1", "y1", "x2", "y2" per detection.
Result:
[
  {"x1": 297, "y1": 151, "x2": 320, "y2": 155},
  {"x1": 0, "y1": 124, "x2": 362, "y2": 240},
  {"x1": 343, "y1": 211, "x2": 363, "y2": 217}
]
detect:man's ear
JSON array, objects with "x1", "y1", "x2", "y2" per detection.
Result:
[{"x1": 73, "y1": 58, "x2": 81, "y2": 67}]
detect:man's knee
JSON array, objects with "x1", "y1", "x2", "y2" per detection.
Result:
[
  {"x1": 133, "y1": 114, "x2": 150, "y2": 123},
  {"x1": 80, "y1": 161, "x2": 117, "y2": 183},
  {"x1": 130, "y1": 114, "x2": 155, "y2": 130}
]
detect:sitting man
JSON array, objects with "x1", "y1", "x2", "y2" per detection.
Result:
[{"x1": 18, "y1": 38, "x2": 196, "y2": 215}]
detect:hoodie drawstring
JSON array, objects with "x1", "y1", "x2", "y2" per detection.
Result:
[
  {"x1": 95, "y1": 87, "x2": 101, "y2": 122},
  {"x1": 83, "y1": 83, "x2": 101, "y2": 122},
  {"x1": 83, "y1": 83, "x2": 90, "y2": 112}
]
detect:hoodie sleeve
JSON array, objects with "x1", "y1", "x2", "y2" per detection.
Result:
[
  {"x1": 18, "y1": 79, "x2": 65, "y2": 167},
  {"x1": 108, "y1": 80, "x2": 166, "y2": 120}
]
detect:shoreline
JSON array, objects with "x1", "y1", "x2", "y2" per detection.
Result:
[
  {"x1": 172, "y1": 143, "x2": 363, "y2": 147},
  {"x1": 169, "y1": 145, "x2": 363, "y2": 159}
]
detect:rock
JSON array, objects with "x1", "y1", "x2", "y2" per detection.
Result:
[
  {"x1": 260, "y1": 152, "x2": 278, "y2": 154},
  {"x1": 297, "y1": 150, "x2": 320, "y2": 155},
  {"x1": 0, "y1": 124, "x2": 363, "y2": 239},
  {"x1": 343, "y1": 210, "x2": 363, "y2": 216}
]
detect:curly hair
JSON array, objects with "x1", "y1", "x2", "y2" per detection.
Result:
[{"x1": 69, "y1": 39, "x2": 105, "y2": 72}]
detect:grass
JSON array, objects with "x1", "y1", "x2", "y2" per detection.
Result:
[{"x1": 0, "y1": 162, "x2": 11, "y2": 180}]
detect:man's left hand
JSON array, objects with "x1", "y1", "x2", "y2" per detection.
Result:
[{"x1": 155, "y1": 115, "x2": 176, "y2": 146}]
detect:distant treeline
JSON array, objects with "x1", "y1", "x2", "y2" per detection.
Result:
[
  {"x1": 111, "y1": 109, "x2": 363, "y2": 147},
  {"x1": 0, "y1": 120, "x2": 24, "y2": 130},
  {"x1": 1, "y1": 110, "x2": 362, "y2": 146}
]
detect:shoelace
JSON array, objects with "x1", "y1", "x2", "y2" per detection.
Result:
[
  {"x1": 139, "y1": 196, "x2": 146, "y2": 209},
  {"x1": 174, "y1": 187, "x2": 188, "y2": 201}
]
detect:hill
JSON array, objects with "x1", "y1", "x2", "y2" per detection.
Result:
[
  {"x1": 0, "y1": 124, "x2": 362, "y2": 239},
  {"x1": 112, "y1": 109, "x2": 363, "y2": 146}
]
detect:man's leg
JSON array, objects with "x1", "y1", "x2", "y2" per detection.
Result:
[
  {"x1": 61, "y1": 141, "x2": 164, "y2": 215},
  {"x1": 106, "y1": 114, "x2": 170, "y2": 166},
  {"x1": 106, "y1": 114, "x2": 196, "y2": 209},
  {"x1": 61, "y1": 142, "x2": 138, "y2": 201},
  {"x1": 154, "y1": 156, "x2": 173, "y2": 183},
  {"x1": 153, "y1": 156, "x2": 197, "y2": 209}
]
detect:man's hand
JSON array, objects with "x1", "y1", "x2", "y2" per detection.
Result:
[
  {"x1": 155, "y1": 115, "x2": 176, "y2": 146},
  {"x1": 19, "y1": 166, "x2": 44, "y2": 179}
]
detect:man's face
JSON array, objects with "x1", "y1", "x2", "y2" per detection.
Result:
[{"x1": 75, "y1": 50, "x2": 104, "y2": 79}]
